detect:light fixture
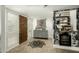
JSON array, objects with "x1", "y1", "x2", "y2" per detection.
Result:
[{"x1": 44, "y1": 5, "x2": 48, "y2": 8}]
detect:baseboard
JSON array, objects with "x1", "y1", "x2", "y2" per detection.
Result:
[{"x1": 6, "y1": 42, "x2": 19, "y2": 52}]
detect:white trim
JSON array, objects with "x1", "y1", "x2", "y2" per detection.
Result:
[
  {"x1": 6, "y1": 42, "x2": 19, "y2": 52},
  {"x1": 53, "y1": 44, "x2": 79, "y2": 52},
  {"x1": 1, "y1": 5, "x2": 6, "y2": 53}
]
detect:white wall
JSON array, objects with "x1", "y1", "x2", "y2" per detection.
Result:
[
  {"x1": 46, "y1": 18, "x2": 53, "y2": 39},
  {"x1": 28, "y1": 17, "x2": 33, "y2": 41},
  {"x1": 7, "y1": 12, "x2": 19, "y2": 51},
  {"x1": 0, "y1": 6, "x2": 7, "y2": 53},
  {"x1": 0, "y1": 6, "x2": 1, "y2": 52},
  {"x1": 70, "y1": 10, "x2": 77, "y2": 31},
  {"x1": 28, "y1": 16, "x2": 53, "y2": 41},
  {"x1": 0, "y1": 6, "x2": 1, "y2": 39}
]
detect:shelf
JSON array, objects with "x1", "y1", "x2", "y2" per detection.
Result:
[
  {"x1": 62, "y1": 25, "x2": 71, "y2": 27},
  {"x1": 55, "y1": 16, "x2": 70, "y2": 18},
  {"x1": 53, "y1": 9, "x2": 79, "y2": 52},
  {"x1": 60, "y1": 22, "x2": 70, "y2": 23},
  {"x1": 59, "y1": 31, "x2": 72, "y2": 33}
]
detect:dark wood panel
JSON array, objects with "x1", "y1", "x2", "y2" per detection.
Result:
[{"x1": 19, "y1": 15, "x2": 27, "y2": 44}]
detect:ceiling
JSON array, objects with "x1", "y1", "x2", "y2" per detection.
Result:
[{"x1": 5, "y1": 5, "x2": 79, "y2": 17}]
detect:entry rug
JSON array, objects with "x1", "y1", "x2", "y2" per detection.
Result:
[{"x1": 28, "y1": 40, "x2": 46, "y2": 48}]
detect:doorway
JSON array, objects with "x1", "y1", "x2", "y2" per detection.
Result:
[{"x1": 19, "y1": 15, "x2": 28, "y2": 44}]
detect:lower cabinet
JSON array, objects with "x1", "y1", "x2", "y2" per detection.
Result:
[{"x1": 33, "y1": 30, "x2": 48, "y2": 39}]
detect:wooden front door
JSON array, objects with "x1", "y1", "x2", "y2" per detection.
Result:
[{"x1": 19, "y1": 15, "x2": 27, "y2": 44}]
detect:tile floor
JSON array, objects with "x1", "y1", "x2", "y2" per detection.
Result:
[{"x1": 7, "y1": 38, "x2": 78, "y2": 53}]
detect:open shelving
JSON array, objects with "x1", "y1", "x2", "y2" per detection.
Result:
[{"x1": 53, "y1": 8, "x2": 79, "y2": 51}]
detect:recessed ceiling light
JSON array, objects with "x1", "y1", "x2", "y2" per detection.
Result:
[{"x1": 44, "y1": 5, "x2": 48, "y2": 8}]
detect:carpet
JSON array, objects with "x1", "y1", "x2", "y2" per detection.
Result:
[{"x1": 28, "y1": 40, "x2": 46, "y2": 48}]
